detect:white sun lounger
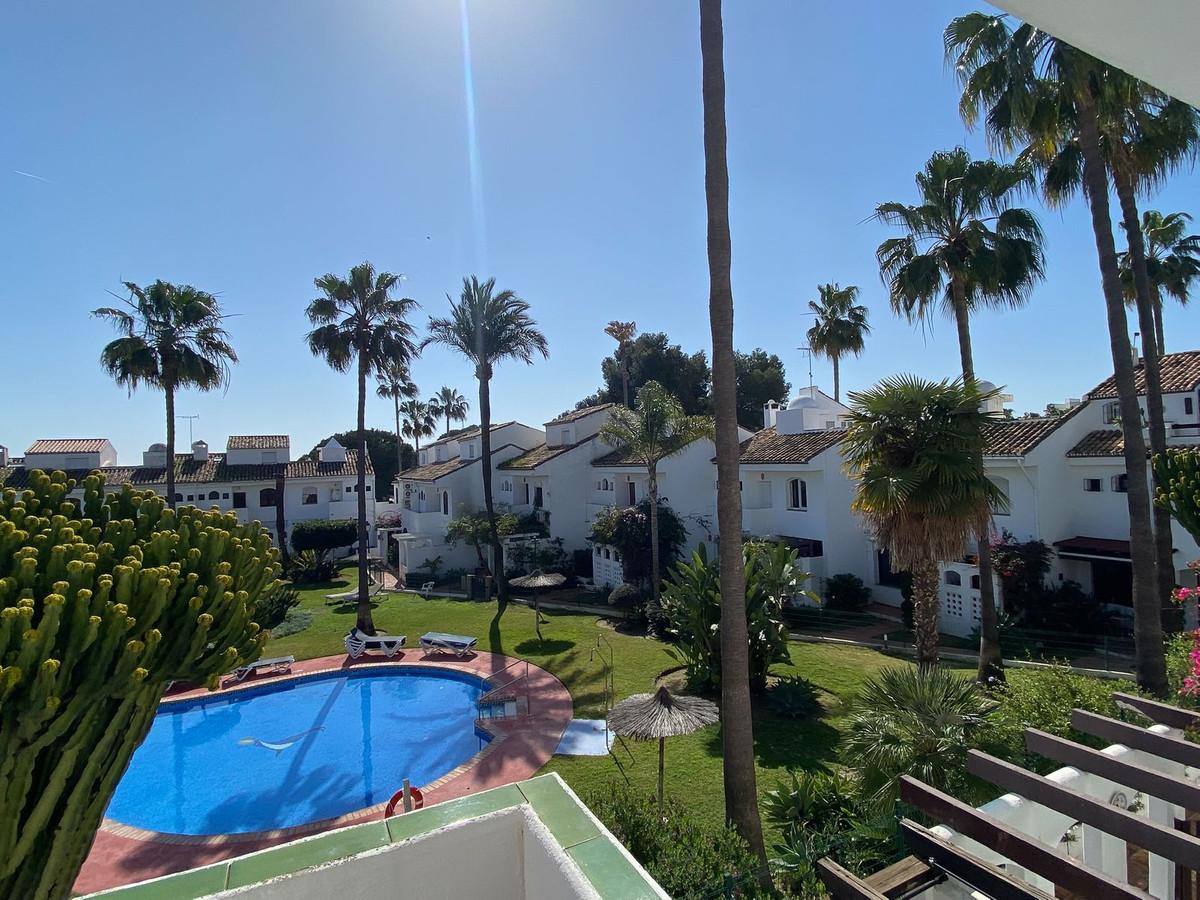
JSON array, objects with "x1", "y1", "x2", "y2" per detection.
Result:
[
  {"x1": 325, "y1": 580, "x2": 386, "y2": 604},
  {"x1": 419, "y1": 632, "x2": 478, "y2": 658},
  {"x1": 230, "y1": 655, "x2": 295, "y2": 682},
  {"x1": 345, "y1": 628, "x2": 407, "y2": 659}
]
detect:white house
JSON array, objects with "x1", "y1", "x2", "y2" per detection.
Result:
[{"x1": 1, "y1": 434, "x2": 376, "y2": 555}]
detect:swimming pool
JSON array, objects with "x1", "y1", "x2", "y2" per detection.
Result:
[{"x1": 106, "y1": 667, "x2": 488, "y2": 836}]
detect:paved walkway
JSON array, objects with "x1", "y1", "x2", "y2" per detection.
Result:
[{"x1": 75, "y1": 650, "x2": 572, "y2": 896}]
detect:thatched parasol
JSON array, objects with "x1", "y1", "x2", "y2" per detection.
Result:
[
  {"x1": 508, "y1": 569, "x2": 566, "y2": 640},
  {"x1": 608, "y1": 686, "x2": 719, "y2": 809}
]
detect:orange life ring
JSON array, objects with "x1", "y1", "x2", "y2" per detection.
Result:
[{"x1": 385, "y1": 786, "x2": 424, "y2": 816}]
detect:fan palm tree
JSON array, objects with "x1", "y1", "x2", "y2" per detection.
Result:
[
  {"x1": 1120, "y1": 210, "x2": 1200, "y2": 355},
  {"x1": 875, "y1": 147, "x2": 1043, "y2": 683},
  {"x1": 599, "y1": 381, "x2": 713, "y2": 606},
  {"x1": 93, "y1": 281, "x2": 237, "y2": 510},
  {"x1": 946, "y1": 13, "x2": 1169, "y2": 694},
  {"x1": 429, "y1": 385, "x2": 470, "y2": 436},
  {"x1": 604, "y1": 320, "x2": 638, "y2": 407},
  {"x1": 424, "y1": 276, "x2": 548, "y2": 607},
  {"x1": 306, "y1": 262, "x2": 418, "y2": 634},
  {"x1": 376, "y1": 360, "x2": 418, "y2": 488},
  {"x1": 841, "y1": 375, "x2": 1004, "y2": 668},
  {"x1": 698, "y1": 0, "x2": 769, "y2": 872},
  {"x1": 400, "y1": 398, "x2": 437, "y2": 455},
  {"x1": 805, "y1": 283, "x2": 870, "y2": 403}
]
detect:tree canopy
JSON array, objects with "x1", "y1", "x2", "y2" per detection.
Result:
[
  {"x1": 304, "y1": 428, "x2": 413, "y2": 494},
  {"x1": 734, "y1": 350, "x2": 790, "y2": 429}
]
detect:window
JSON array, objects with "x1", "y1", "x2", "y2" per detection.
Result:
[
  {"x1": 787, "y1": 478, "x2": 807, "y2": 510},
  {"x1": 1112, "y1": 473, "x2": 1129, "y2": 493},
  {"x1": 945, "y1": 571, "x2": 962, "y2": 586},
  {"x1": 989, "y1": 476, "x2": 1010, "y2": 516},
  {"x1": 604, "y1": 549, "x2": 611, "y2": 559},
  {"x1": 1102, "y1": 401, "x2": 1121, "y2": 424},
  {"x1": 1084, "y1": 478, "x2": 1103, "y2": 493},
  {"x1": 330, "y1": 484, "x2": 342, "y2": 501},
  {"x1": 1187, "y1": 396, "x2": 1195, "y2": 416},
  {"x1": 602, "y1": 478, "x2": 611, "y2": 491},
  {"x1": 233, "y1": 492, "x2": 246, "y2": 509},
  {"x1": 174, "y1": 493, "x2": 183, "y2": 502},
  {"x1": 208, "y1": 490, "x2": 220, "y2": 501},
  {"x1": 441, "y1": 491, "x2": 449, "y2": 515},
  {"x1": 523, "y1": 482, "x2": 531, "y2": 504},
  {"x1": 970, "y1": 575, "x2": 981, "y2": 590},
  {"x1": 561, "y1": 429, "x2": 571, "y2": 444},
  {"x1": 628, "y1": 482, "x2": 636, "y2": 506},
  {"x1": 365, "y1": 485, "x2": 371, "y2": 492},
  {"x1": 534, "y1": 485, "x2": 544, "y2": 508},
  {"x1": 877, "y1": 550, "x2": 905, "y2": 589},
  {"x1": 222, "y1": 492, "x2": 230, "y2": 499},
  {"x1": 258, "y1": 488, "x2": 276, "y2": 507},
  {"x1": 501, "y1": 479, "x2": 512, "y2": 492},
  {"x1": 302, "y1": 487, "x2": 318, "y2": 505},
  {"x1": 465, "y1": 444, "x2": 474, "y2": 458}
]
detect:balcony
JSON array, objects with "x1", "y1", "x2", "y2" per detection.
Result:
[{"x1": 402, "y1": 508, "x2": 447, "y2": 536}]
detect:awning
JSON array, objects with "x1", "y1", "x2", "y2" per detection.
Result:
[{"x1": 1053, "y1": 536, "x2": 1131, "y2": 561}]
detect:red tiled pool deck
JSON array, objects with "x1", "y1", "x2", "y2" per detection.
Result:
[{"x1": 74, "y1": 650, "x2": 573, "y2": 896}]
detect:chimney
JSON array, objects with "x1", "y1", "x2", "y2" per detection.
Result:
[
  {"x1": 0, "y1": 445, "x2": 8, "y2": 467},
  {"x1": 142, "y1": 443, "x2": 168, "y2": 468},
  {"x1": 192, "y1": 439, "x2": 209, "y2": 462},
  {"x1": 1132, "y1": 332, "x2": 1143, "y2": 368},
  {"x1": 763, "y1": 400, "x2": 779, "y2": 430}
]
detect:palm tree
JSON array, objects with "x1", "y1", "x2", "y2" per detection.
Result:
[
  {"x1": 430, "y1": 385, "x2": 470, "y2": 436},
  {"x1": 841, "y1": 375, "x2": 1004, "y2": 668},
  {"x1": 946, "y1": 13, "x2": 1169, "y2": 694},
  {"x1": 1120, "y1": 210, "x2": 1200, "y2": 354},
  {"x1": 376, "y1": 359, "x2": 418, "y2": 490},
  {"x1": 400, "y1": 398, "x2": 437, "y2": 455},
  {"x1": 805, "y1": 283, "x2": 870, "y2": 402},
  {"x1": 875, "y1": 147, "x2": 1043, "y2": 683},
  {"x1": 306, "y1": 262, "x2": 418, "y2": 635},
  {"x1": 604, "y1": 320, "x2": 638, "y2": 407},
  {"x1": 93, "y1": 281, "x2": 237, "y2": 510},
  {"x1": 424, "y1": 276, "x2": 548, "y2": 607},
  {"x1": 598, "y1": 381, "x2": 713, "y2": 606},
  {"x1": 698, "y1": 0, "x2": 769, "y2": 872}
]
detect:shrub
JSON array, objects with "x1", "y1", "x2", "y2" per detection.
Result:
[
  {"x1": 763, "y1": 769, "x2": 857, "y2": 831},
  {"x1": 288, "y1": 549, "x2": 335, "y2": 583},
  {"x1": 291, "y1": 519, "x2": 357, "y2": 571},
  {"x1": 0, "y1": 471, "x2": 278, "y2": 900},
  {"x1": 767, "y1": 676, "x2": 822, "y2": 719},
  {"x1": 255, "y1": 584, "x2": 301, "y2": 629},
  {"x1": 823, "y1": 573, "x2": 872, "y2": 612},
  {"x1": 269, "y1": 608, "x2": 314, "y2": 638},
  {"x1": 608, "y1": 583, "x2": 642, "y2": 607},
  {"x1": 446, "y1": 512, "x2": 517, "y2": 568},
  {"x1": 589, "y1": 499, "x2": 688, "y2": 587},
  {"x1": 584, "y1": 782, "x2": 767, "y2": 899}
]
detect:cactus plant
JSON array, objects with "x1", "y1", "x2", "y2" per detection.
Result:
[
  {"x1": 1154, "y1": 448, "x2": 1200, "y2": 542},
  {"x1": 0, "y1": 470, "x2": 279, "y2": 900}
]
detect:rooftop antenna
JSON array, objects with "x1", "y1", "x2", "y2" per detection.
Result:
[
  {"x1": 176, "y1": 414, "x2": 199, "y2": 445},
  {"x1": 796, "y1": 346, "x2": 814, "y2": 396}
]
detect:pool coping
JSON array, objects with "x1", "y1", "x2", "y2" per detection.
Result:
[{"x1": 76, "y1": 650, "x2": 573, "y2": 895}]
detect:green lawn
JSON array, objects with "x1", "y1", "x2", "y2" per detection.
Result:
[{"x1": 268, "y1": 567, "x2": 925, "y2": 844}]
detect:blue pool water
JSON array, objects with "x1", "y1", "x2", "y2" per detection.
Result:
[{"x1": 107, "y1": 668, "x2": 487, "y2": 835}]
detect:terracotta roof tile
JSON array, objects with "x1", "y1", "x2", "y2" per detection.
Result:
[
  {"x1": 227, "y1": 435, "x2": 290, "y2": 451},
  {"x1": 546, "y1": 403, "x2": 616, "y2": 426},
  {"x1": 980, "y1": 402, "x2": 1086, "y2": 456},
  {"x1": 737, "y1": 428, "x2": 844, "y2": 464},
  {"x1": 26, "y1": 439, "x2": 109, "y2": 454},
  {"x1": 1066, "y1": 430, "x2": 1126, "y2": 458},
  {"x1": 397, "y1": 457, "x2": 476, "y2": 482},
  {"x1": 499, "y1": 437, "x2": 595, "y2": 470},
  {"x1": 1088, "y1": 350, "x2": 1200, "y2": 399}
]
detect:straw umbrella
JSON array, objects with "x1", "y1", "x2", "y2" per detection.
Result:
[
  {"x1": 508, "y1": 569, "x2": 565, "y2": 641},
  {"x1": 608, "y1": 686, "x2": 720, "y2": 811}
]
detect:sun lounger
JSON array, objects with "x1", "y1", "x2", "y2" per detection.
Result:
[
  {"x1": 229, "y1": 655, "x2": 295, "y2": 682},
  {"x1": 420, "y1": 632, "x2": 478, "y2": 658},
  {"x1": 345, "y1": 628, "x2": 407, "y2": 659},
  {"x1": 326, "y1": 580, "x2": 386, "y2": 604}
]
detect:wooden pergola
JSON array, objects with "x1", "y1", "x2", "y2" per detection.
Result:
[{"x1": 818, "y1": 691, "x2": 1200, "y2": 900}]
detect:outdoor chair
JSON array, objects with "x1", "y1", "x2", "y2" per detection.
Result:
[
  {"x1": 419, "y1": 632, "x2": 478, "y2": 658},
  {"x1": 345, "y1": 628, "x2": 407, "y2": 659},
  {"x1": 227, "y1": 655, "x2": 295, "y2": 684}
]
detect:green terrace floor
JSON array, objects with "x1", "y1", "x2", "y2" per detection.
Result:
[{"x1": 267, "y1": 567, "x2": 931, "y2": 844}]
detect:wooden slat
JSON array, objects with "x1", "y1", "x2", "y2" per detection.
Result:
[
  {"x1": 863, "y1": 855, "x2": 937, "y2": 896},
  {"x1": 815, "y1": 857, "x2": 890, "y2": 900},
  {"x1": 899, "y1": 776, "x2": 1152, "y2": 900},
  {"x1": 1072, "y1": 709, "x2": 1200, "y2": 769},
  {"x1": 967, "y1": 749, "x2": 1200, "y2": 869},
  {"x1": 1025, "y1": 727, "x2": 1200, "y2": 809},
  {"x1": 1112, "y1": 692, "x2": 1200, "y2": 730},
  {"x1": 900, "y1": 818, "x2": 1052, "y2": 899}
]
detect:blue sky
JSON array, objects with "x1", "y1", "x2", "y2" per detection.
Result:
[{"x1": 3, "y1": 1, "x2": 1196, "y2": 462}]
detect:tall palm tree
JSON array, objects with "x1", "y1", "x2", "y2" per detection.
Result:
[
  {"x1": 400, "y1": 398, "x2": 437, "y2": 455},
  {"x1": 842, "y1": 375, "x2": 1004, "y2": 668},
  {"x1": 424, "y1": 276, "x2": 548, "y2": 607},
  {"x1": 376, "y1": 359, "x2": 418, "y2": 490},
  {"x1": 1120, "y1": 210, "x2": 1200, "y2": 355},
  {"x1": 93, "y1": 281, "x2": 237, "y2": 510},
  {"x1": 946, "y1": 13, "x2": 1168, "y2": 694},
  {"x1": 875, "y1": 147, "x2": 1043, "y2": 683},
  {"x1": 604, "y1": 320, "x2": 638, "y2": 407},
  {"x1": 306, "y1": 262, "x2": 418, "y2": 635},
  {"x1": 430, "y1": 385, "x2": 470, "y2": 436},
  {"x1": 698, "y1": 0, "x2": 769, "y2": 872},
  {"x1": 805, "y1": 283, "x2": 870, "y2": 402},
  {"x1": 598, "y1": 381, "x2": 713, "y2": 606}
]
